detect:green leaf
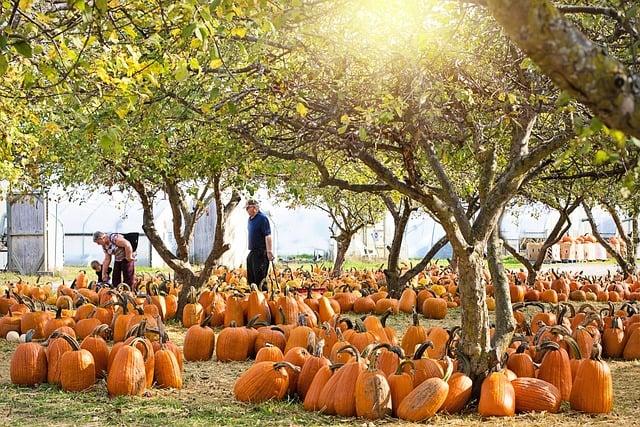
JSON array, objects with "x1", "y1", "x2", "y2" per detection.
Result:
[
  {"x1": 556, "y1": 91, "x2": 572, "y2": 107},
  {"x1": 175, "y1": 64, "x2": 189, "y2": 81},
  {"x1": 0, "y1": 54, "x2": 7, "y2": 76},
  {"x1": 337, "y1": 125, "x2": 348, "y2": 134},
  {"x1": 519, "y1": 57, "x2": 533, "y2": 69},
  {"x1": 594, "y1": 150, "x2": 609, "y2": 165},
  {"x1": 13, "y1": 40, "x2": 32, "y2": 58},
  {"x1": 295, "y1": 102, "x2": 308, "y2": 117},
  {"x1": 358, "y1": 126, "x2": 367, "y2": 141},
  {"x1": 609, "y1": 129, "x2": 627, "y2": 148},
  {"x1": 589, "y1": 117, "x2": 604, "y2": 133},
  {"x1": 182, "y1": 23, "x2": 197, "y2": 39},
  {"x1": 95, "y1": 0, "x2": 107, "y2": 11}
]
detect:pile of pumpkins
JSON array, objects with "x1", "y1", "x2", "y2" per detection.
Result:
[
  {"x1": 181, "y1": 263, "x2": 459, "y2": 332},
  {"x1": 3, "y1": 278, "x2": 184, "y2": 396},
  {"x1": 504, "y1": 270, "x2": 640, "y2": 304},
  {"x1": 231, "y1": 300, "x2": 621, "y2": 420}
]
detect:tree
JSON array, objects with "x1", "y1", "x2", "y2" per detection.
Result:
[
  {"x1": 583, "y1": 194, "x2": 640, "y2": 276},
  {"x1": 480, "y1": 0, "x2": 640, "y2": 139},
  {"x1": 241, "y1": 0, "x2": 581, "y2": 380},
  {"x1": 501, "y1": 184, "x2": 583, "y2": 285},
  {"x1": 20, "y1": 0, "x2": 294, "y2": 317},
  {"x1": 273, "y1": 172, "x2": 384, "y2": 276}
]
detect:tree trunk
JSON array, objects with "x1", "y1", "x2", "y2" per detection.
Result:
[
  {"x1": 392, "y1": 235, "x2": 449, "y2": 296},
  {"x1": 501, "y1": 237, "x2": 536, "y2": 282},
  {"x1": 456, "y1": 248, "x2": 493, "y2": 383},
  {"x1": 487, "y1": 229, "x2": 515, "y2": 357},
  {"x1": 583, "y1": 201, "x2": 632, "y2": 276},
  {"x1": 332, "y1": 232, "x2": 353, "y2": 277},
  {"x1": 383, "y1": 198, "x2": 412, "y2": 297},
  {"x1": 627, "y1": 214, "x2": 638, "y2": 274},
  {"x1": 175, "y1": 270, "x2": 198, "y2": 321}
]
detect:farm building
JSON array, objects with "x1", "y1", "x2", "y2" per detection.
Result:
[{"x1": 0, "y1": 187, "x2": 634, "y2": 272}]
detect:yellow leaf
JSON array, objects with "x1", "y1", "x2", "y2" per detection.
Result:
[
  {"x1": 231, "y1": 27, "x2": 248, "y2": 38},
  {"x1": 296, "y1": 102, "x2": 308, "y2": 117},
  {"x1": 209, "y1": 58, "x2": 223, "y2": 69},
  {"x1": 19, "y1": 0, "x2": 34, "y2": 10},
  {"x1": 340, "y1": 114, "x2": 350, "y2": 124},
  {"x1": 96, "y1": 67, "x2": 110, "y2": 83},
  {"x1": 115, "y1": 107, "x2": 128, "y2": 119},
  {"x1": 190, "y1": 38, "x2": 202, "y2": 49}
]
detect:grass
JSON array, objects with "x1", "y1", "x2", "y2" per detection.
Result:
[
  {"x1": 0, "y1": 304, "x2": 639, "y2": 426},
  {"x1": 1, "y1": 270, "x2": 639, "y2": 426}
]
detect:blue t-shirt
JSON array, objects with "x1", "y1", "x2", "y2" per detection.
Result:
[{"x1": 248, "y1": 211, "x2": 271, "y2": 250}]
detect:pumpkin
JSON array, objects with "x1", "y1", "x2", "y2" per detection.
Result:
[
  {"x1": 246, "y1": 284, "x2": 272, "y2": 324},
  {"x1": 512, "y1": 377, "x2": 561, "y2": 413},
  {"x1": 317, "y1": 345, "x2": 366, "y2": 416},
  {"x1": 506, "y1": 342, "x2": 535, "y2": 378},
  {"x1": 401, "y1": 311, "x2": 428, "y2": 356},
  {"x1": 411, "y1": 341, "x2": 443, "y2": 387},
  {"x1": 284, "y1": 314, "x2": 316, "y2": 354},
  {"x1": 234, "y1": 361, "x2": 295, "y2": 403},
  {"x1": 10, "y1": 329, "x2": 47, "y2": 386},
  {"x1": 303, "y1": 364, "x2": 336, "y2": 411},
  {"x1": 183, "y1": 313, "x2": 216, "y2": 362},
  {"x1": 422, "y1": 297, "x2": 447, "y2": 319},
  {"x1": 398, "y1": 287, "x2": 417, "y2": 313},
  {"x1": 216, "y1": 321, "x2": 252, "y2": 361},
  {"x1": 388, "y1": 359, "x2": 415, "y2": 418},
  {"x1": 154, "y1": 339, "x2": 183, "y2": 389},
  {"x1": 354, "y1": 348, "x2": 392, "y2": 420},
  {"x1": 255, "y1": 343, "x2": 284, "y2": 363},
  {"x1": 80, "y1": 324, "x2": 111, "y2": 378},
  {"x1": 477, "y1": 371, "x2": 515, "y2": 417},
  {"x1": 0, "y1": 309, "x2": 22, "y2": 337},
  {"x1": 570, "y1": 343, "x2": 613, "y2": 413},
  {"x1": 47, "y1": 330, "x2": 74, "y2": 385},
  {"x1": 224, "y1": 293, "x2": 246, "y2": 327},
  {"x1": 182, "y1": 287, "x2": 204, "y2": 327},
  {"x1": 397, "y1": 357, "x2": 453, "y2": 421},
  {"x1": 58, "y1": 333, "x2": 96, "y2": 392},
  {"x1": 107, "y1": 337, "x2": 149, "y2": 396},
  {"x1": 440, "y1": 366, "x2": 473, "y2": 414},
  {"x1": 536, "y1": 341, "x2": 574, "y2": 401},
  {"x1": 297, "y1": 341, "x2": 330, "y2": 400},
  {"x1": 254, "y1": 326, "x2": 286, "y2": 354},
  {"x1": 623, "y1": 326, "x2": 640, "y2": 360}
]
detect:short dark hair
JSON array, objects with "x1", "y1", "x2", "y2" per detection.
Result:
[{"x1": 92, "y1": 231, "x2": 106, "y2": 242}]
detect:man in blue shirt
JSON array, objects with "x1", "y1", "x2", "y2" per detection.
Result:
[{"x1": 246, "y1": 199, "x2": 274, "y2": 290}]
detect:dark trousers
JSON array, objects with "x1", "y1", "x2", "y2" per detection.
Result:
[
  {"x1": 113, "y1": 259, "x2": 136, "y2": 289},
  {"x1": 247, "y1": 249, "x2": 269, "y2": 289}
]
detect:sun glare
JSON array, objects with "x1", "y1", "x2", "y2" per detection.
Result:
[{"x1": 334, "y1": 0, "x2": 451, "y2": 55}]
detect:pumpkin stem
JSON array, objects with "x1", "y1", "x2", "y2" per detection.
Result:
[
  {"x1": 413, "y1": 340, "x2": 434, "y2": 360},
  {"x1": 273, "y1": 361, "x2": 301, "y2": 373},
  {"x1": 442, "y1": 356, "x2": 454, "y2": 382},
  {"x1": 58, "y1": 333, "x2": 81, "y2": 351},
  {"x1": 394, "y1": 359, "x2": 415, "y2": 375},
  {"x1": 336, "y1": 344, "x2": 361, "y2": 363}
]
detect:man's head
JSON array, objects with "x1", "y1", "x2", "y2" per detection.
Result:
[
  {"x1": 245, "y1": 199, "x2": 259, "y2": 217},
  {"x1": 92, "y1": 231, "x2": 108, "y2": 245},
  {"x1": 90, "y1": 260, "x2": 101, "y2": 271}
]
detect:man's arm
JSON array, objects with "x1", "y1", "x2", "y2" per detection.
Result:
[
  {"x1": 114, "y1": 235, "x2": 135, "y2": 261},
  {"x1": 265, "y1": 235, "x2": 274, "y2": 260},
  {"x1": 102, "y1": 253, "x2": 112, "y2": 281}
]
